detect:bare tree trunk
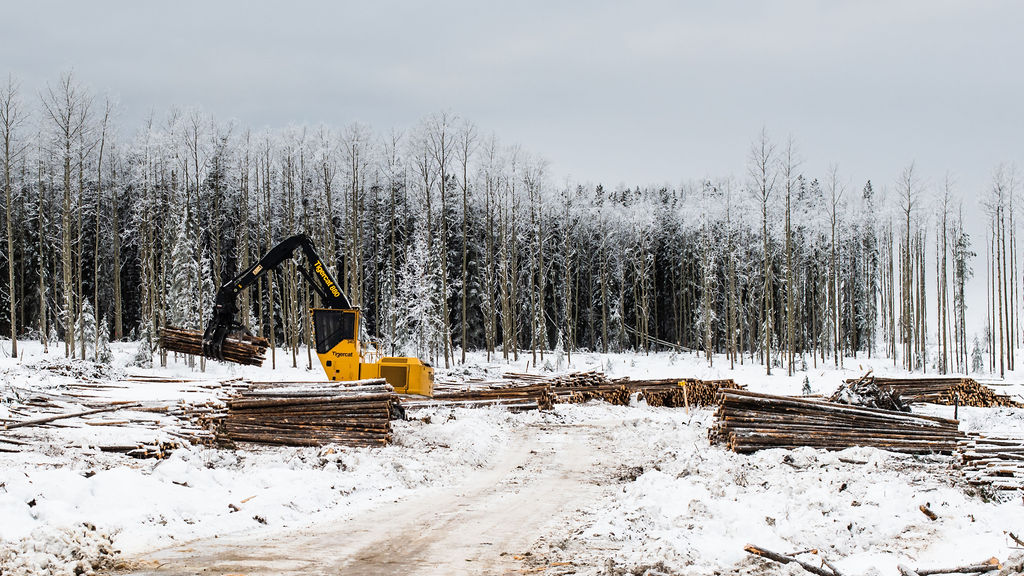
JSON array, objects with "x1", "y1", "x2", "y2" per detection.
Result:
[
  {"x1": 457, "y1": 121, "x2": 476, "y2": 364},
  {"x1": 827, "y1": 165, "x2": 844, "y2": 367},
  {"x1": 427, "y1": 113, "x2": 454, "y2": 368},
  {"x1": 264, "y1": 144, "x2": 276, "y2": 369},
  {"x1": 748, "y1": 129, "x2": 776, "y2": 375},
  {"x1": 41, "y1": 74, "x2": 89, "y2": 358},
  {"x1": 783, "y1": 141, "x2": 797, "y2": 376},
  {"x1": 0, "y1": 77, "x2": 24, "y2": 358},
  {"x1": 37, "y1": 146, "x2": 48, "y2": 352},
  {"x1": 92, "y1": 101, "x2": 110, "y2": 360}
]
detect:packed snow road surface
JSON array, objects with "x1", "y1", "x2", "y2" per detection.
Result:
[{"x1": 125, "y1": 418, "x2": 618, "y2": 576}]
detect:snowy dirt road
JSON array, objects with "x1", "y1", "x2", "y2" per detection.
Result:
[{"x1": 122, "y1": 418, "x2": 623, "y2": 576}]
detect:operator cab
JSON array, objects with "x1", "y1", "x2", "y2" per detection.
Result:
[{"x1": 312, "y1": 308, "x2": 433, "y2": 396}]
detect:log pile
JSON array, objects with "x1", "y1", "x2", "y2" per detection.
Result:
[
  {"x1": 712, "y1": 389, "x2": 961, "y2": 454},
  {"x1": 159, "y1": 327, "x2": 269, "y2": 367},
  {"x1": 959, "y1": 433, "x2": 1024, "y2": 491},
  {"x1": 847, "y1": 376, "x2": 1021, "y2": 408},
  {"x1": 546, "y1": 371, "x2": 632, "y2": 405},
  {"x1": 545, "y1": 372, "x2": 742, "y2": 407},
  {"x1": 495, "y1": 371, "x2": 744, "y2": 408},
  {"x1": 409, "y1": 383, "x2": 554, "y2": 412},
  {"x1": 173, "y1": 401, "x2": 228, "y2": 446},
  {"x1": 666, "y1": 379, "x2": 743, "y2": 407},
  {"x1": 216, "y1": 379, "x2": 401, "y2": 447},
  {"x1": 418, "y1": 372, "x2": 741, "y2": 411}
]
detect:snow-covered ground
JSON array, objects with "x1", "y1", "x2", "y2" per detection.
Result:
[{"x1": 1, "y1": 341, "x2": 1023, "y2": 575}]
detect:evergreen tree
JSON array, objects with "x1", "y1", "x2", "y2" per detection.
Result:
[
  {"x1": 75, "y1": 299, "x2": 98, "y2": 359},
  {"x1": 971, "y1": 335, "x2": 984, "y2": 374},
  {"x1": 96, "y1": 315, "x2": 113, "y2": 364}
]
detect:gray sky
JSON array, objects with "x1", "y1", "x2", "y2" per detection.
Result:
[{"x1": 4, "y1": 1, "x2": 1021, "y2": 197}]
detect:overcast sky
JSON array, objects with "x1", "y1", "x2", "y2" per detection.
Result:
[
  {"x1": 3, "y1": 1, "x2": 1022, "y2": 337},
  {"x1": 4, "y1": 1, "x2": 1021, "y2": 198}
]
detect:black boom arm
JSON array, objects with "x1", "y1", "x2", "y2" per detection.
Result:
[{"x1": 201, "y1": 234, "x2": 350, "y2": 359}]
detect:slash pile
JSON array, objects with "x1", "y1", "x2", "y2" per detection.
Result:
[
  {"x1": 847, "y1": 376, "x2": 1021, "y2": 408},
  {"x1": 712, "y1": 389, "x2": 961, "y2": 454},
  {"x1": 217, "y1": 379, "x2": 401, "y2": 447},
  {"x1": 830, "y1": 374, "x2": 910, "y2": 412},
  {"x1": 959, "y1": 433, "x2": 1024, "y2": 491},
  {"x1": 159, "y1": 327, "x2": 269, "y2": 367}
]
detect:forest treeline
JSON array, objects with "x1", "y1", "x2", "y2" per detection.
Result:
[{"x1": 0, "y1": 73, "x2": 1018, "y2": 376}]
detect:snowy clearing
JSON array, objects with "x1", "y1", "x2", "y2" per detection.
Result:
[{"x1": 1, "y1": 342, "x2": 1023, "y2": 575}]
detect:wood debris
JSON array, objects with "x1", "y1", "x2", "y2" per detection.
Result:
[
  {"x1": 2, "y1": 403, "x2": 142, "y2": 430},
  {"x1": 748, "y1": 543, "x2": 1001, "y2": 576},
  {"x1": 959, "y1": 433, "x2": 1024, "y2": 491},
  {"x1": 99, "y1": 441, "x2": 181, "y2": 459}
]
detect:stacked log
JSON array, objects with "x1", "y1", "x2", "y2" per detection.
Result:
[
  {"x1": 647, "y1": 378, "x2": 743, "y2": 407},
  {"x1": 848, "y1": 376, "x2": 1021, "y2": 408},
  {"x1": 426, "y1": 371, "x2": 742, "y2": 411},
  {"x1": 218, "y1": 380, "x2": 400, "y2": 447},
  {"x1": 548, "y1": 372, "x2": 631, "y2": 405},
  {"x1": 959, "y1": 433, "x2": 1024, "y2": 491},
  {"x1": 174, "y1": 400, "x2": 228, "y2": 445},
  {"x1": 546, "y1": 373, "x2": 742, "y2": 407},
  {"x1": 159, "y1": 327, "x2": 269, "y2": 367},
  {"x1": 713, "y1": 389, "x2": 961, "y2": 454}
]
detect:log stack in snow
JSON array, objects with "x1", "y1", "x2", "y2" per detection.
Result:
[
  {"x1": 413, "y1": 371, "x2": 741, "y2": 412},
  {"x1": 537, "y1": 371, "x2": 742, "y2": 407},
  {"x1": 217, "y1": 379, "x2": 401, "y2": 447},
  {"x1": 712, "y1": 389, "x2": 961, "y2": 454},
  {"x1": 545, "y1": 371, "x2": 633, "y2": 405},
  {"x1": 846, "y1": 376, "x2": 1021, "y2": 408},
  {"x1": 647, "y1": 379, "x2": 745, "y2": 405},
  {"x1": 959, "y1": 433, "x2": 1024, "y2": 491},
  {"x1": 159, "y1": 327, "x2": 269, "y2": 367},
  {"x1": 411, "y1": 383, "x2": 555, "y2": 411}
]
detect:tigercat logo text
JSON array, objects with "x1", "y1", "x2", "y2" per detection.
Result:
[
  {"x1": 332, "y1": 351, "x2": 354, "y2": 358},
  {"x1": 314, "y1": 261, "x2": 342, "y2": 298}
]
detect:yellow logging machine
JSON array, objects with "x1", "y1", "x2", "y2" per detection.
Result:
[{"x1": 200, "y1": 234, "x2": 434, "y2": 395}]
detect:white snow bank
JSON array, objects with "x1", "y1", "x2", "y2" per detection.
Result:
[{"x1": 550, "y1": 405, "x2": 1023, "y2": 574}]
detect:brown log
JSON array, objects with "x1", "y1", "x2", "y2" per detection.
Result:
[{"x1": 743, "y1": 544, "x2": 836, "y2": 576}]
